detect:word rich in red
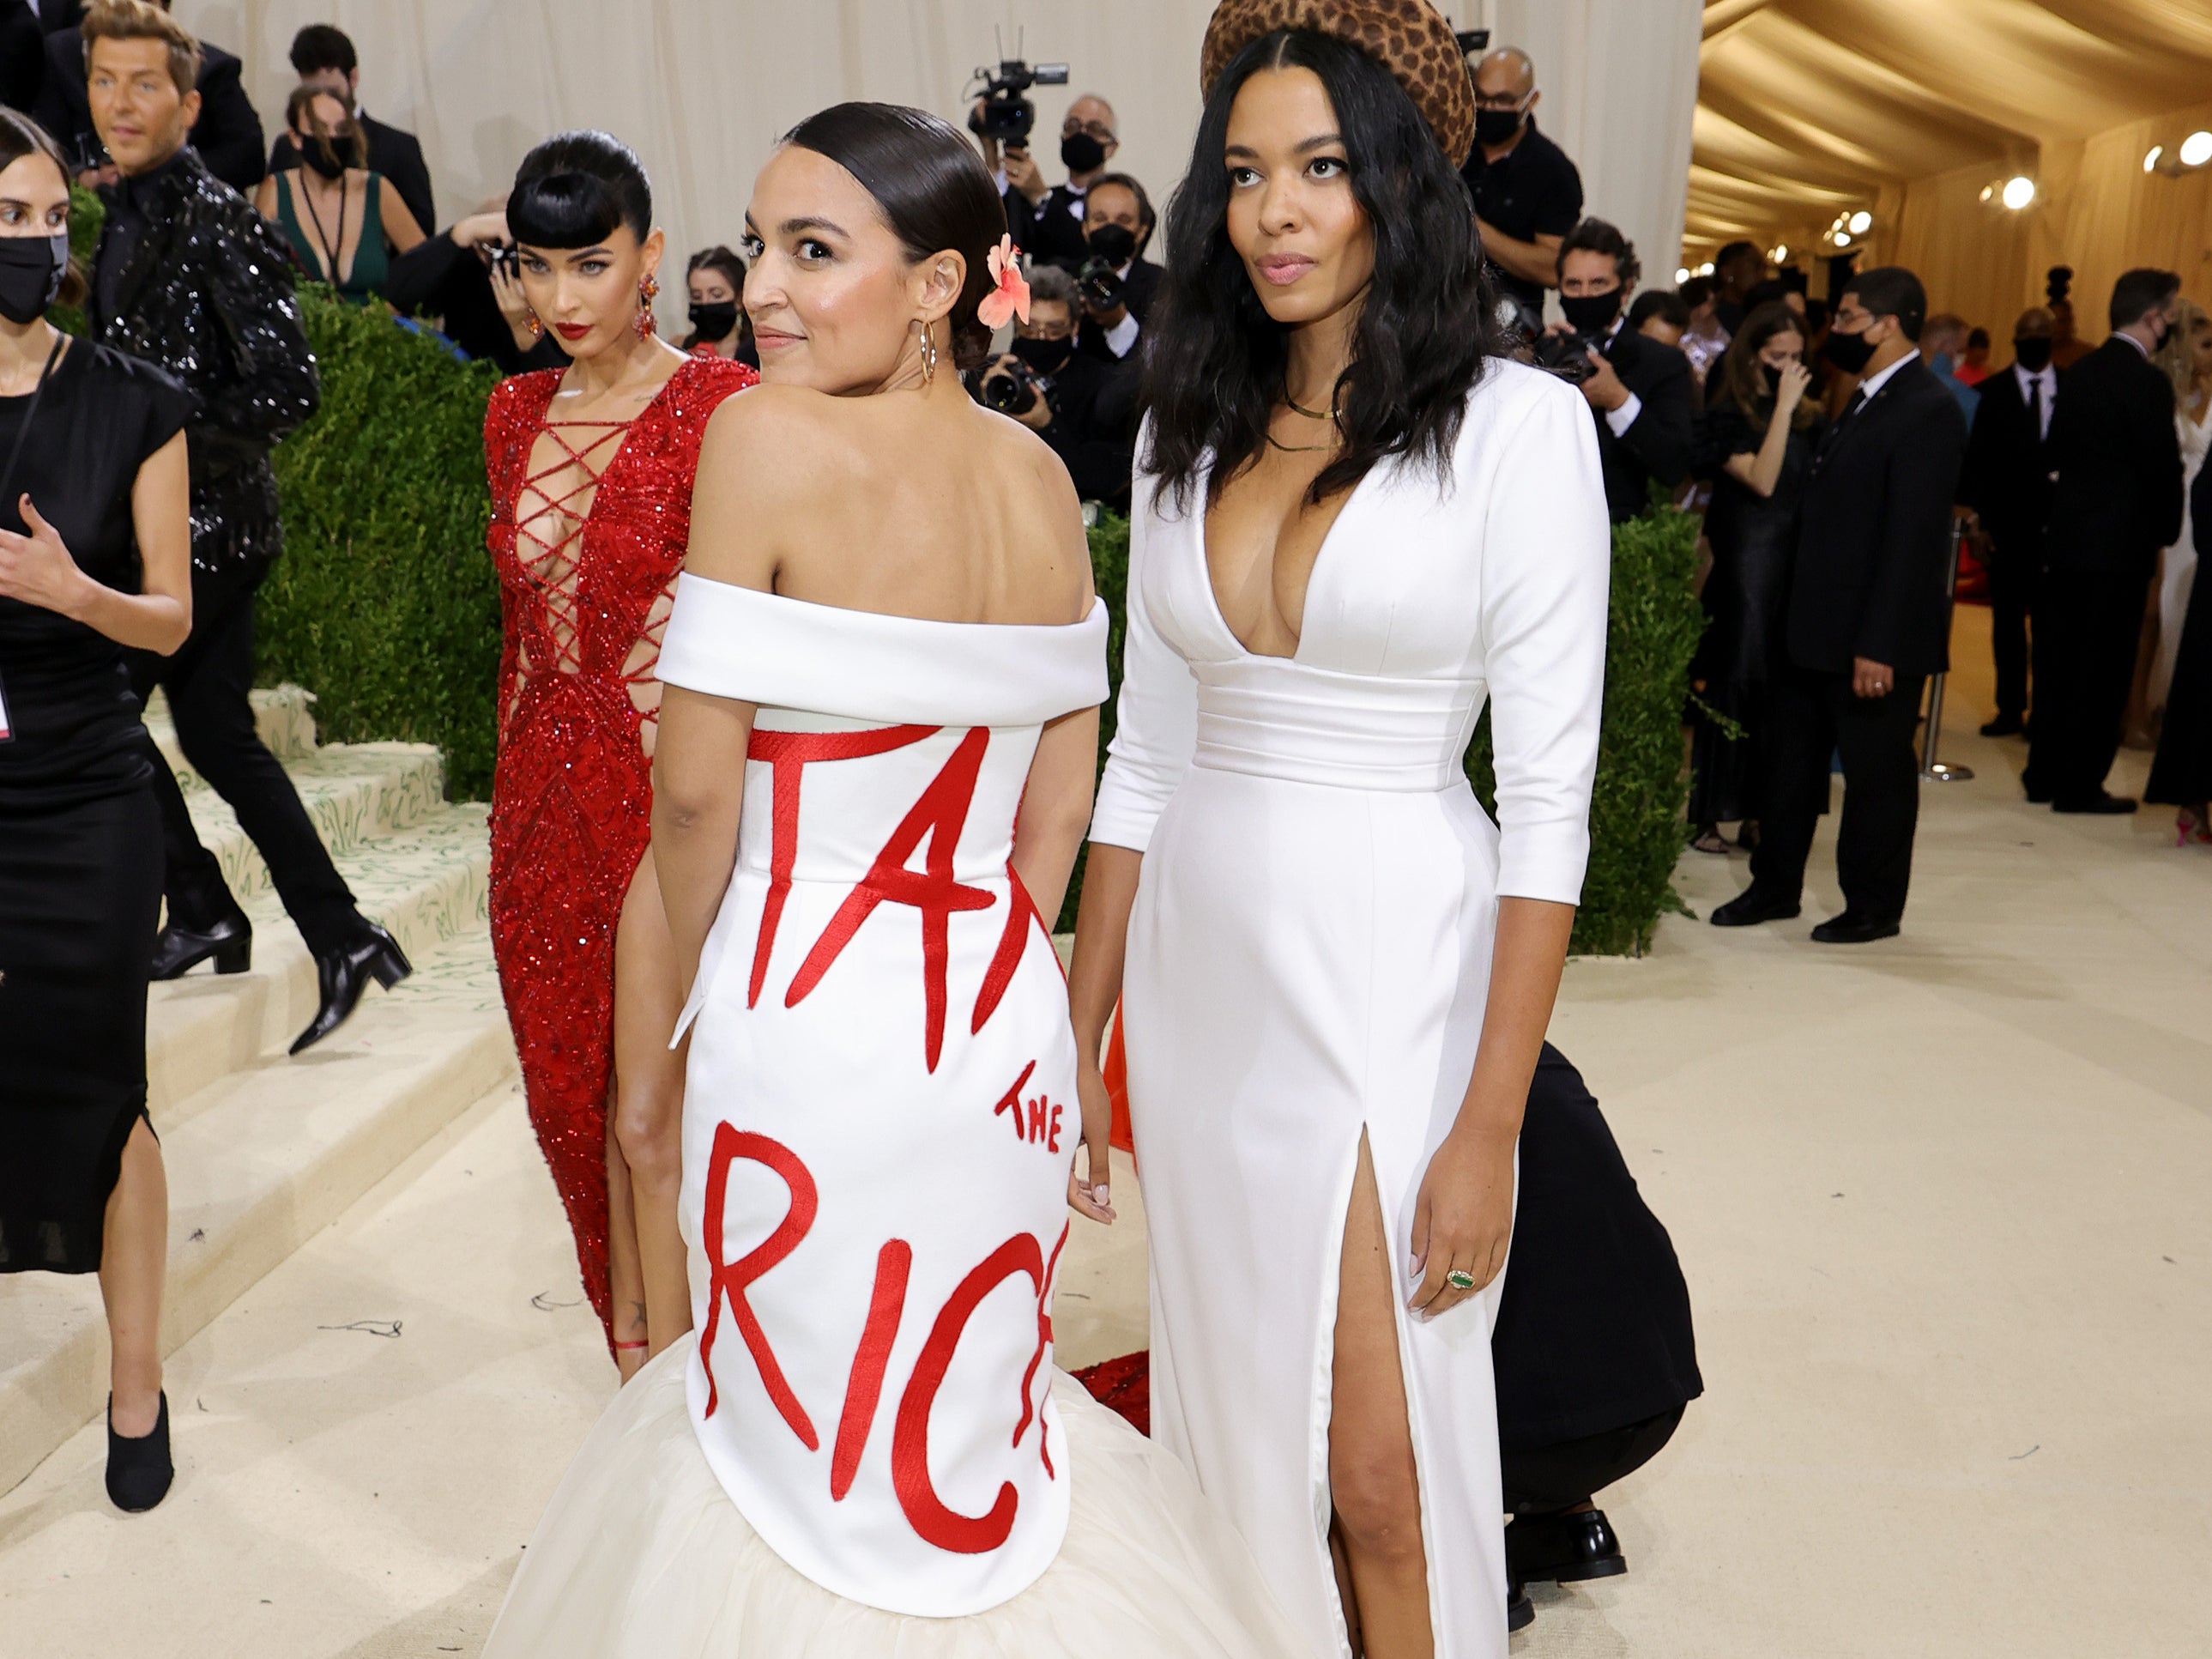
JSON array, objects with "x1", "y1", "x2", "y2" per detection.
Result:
[{"x1": 698, "y1": 1126, "x2": 1066, "y2": 1553}]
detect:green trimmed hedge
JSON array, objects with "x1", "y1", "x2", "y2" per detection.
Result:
[
  {"x1": 258, "y1": 290, "x2": 503, "y2": 797},
  {"x1": 1466, "y1": 499, "x2": 1706, "y2": 956}
]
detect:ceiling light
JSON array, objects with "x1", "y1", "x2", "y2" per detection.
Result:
[
  {"x1": 1675, "y1": 266, "x2": 1691, "y2": 285},
  {"x1": 1832, "y1": 231, "x2": 1852, "y2": 247},
  {"x1": 1979, "y1": 184, "x2": 1994, "y2": 203},
  {"x1": 1696, "y1": 261, "x2": 1714, "y2": 277},
  {"x1": 1848, "y1": 210, "x2": 1872, "y2": 234},
  {"x1": 2145, "y1": 145, "x2": 2164, "y2": 173},
  {"x1": 2181, "y1": 130, "x2": 2212, "y2": 167},
  {"x1": 2001, "y1": 175, "x2": 2035, "y2": 210},
  {"x1": 1769, "y1": 244, "x2": 1789, "y2": 262}
]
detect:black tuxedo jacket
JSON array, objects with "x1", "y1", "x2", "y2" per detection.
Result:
[
  {"x1": 1011, "y1": 182, "x2": 1092, "y2": 269},
  {"x1": 1593, "y1": 325, "x2": 1693, "y2": 523},
  {"x1": 270, "y1": 113, "x2": 435, "y2": 241},
  {"x1": 1786, "y1": 356, "x2": 1967, "y2": 681},
  {"x1": 2043, "y1": 335, "x2": 2185, "y2": 578},
  {"x1": 37, "y1": 27, "x2": 265, "y2": 193},
  {"x1": 1958, "y1": 364, "x2": 2055, "y2": 565}
]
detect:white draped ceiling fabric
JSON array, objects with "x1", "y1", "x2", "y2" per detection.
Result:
[
  {"x1": 1693, "y1": 0, "x2": 2212, "y2": 340},
  {"x1": 172, "y1": 1, "x2": 1704, "y2": 330}
]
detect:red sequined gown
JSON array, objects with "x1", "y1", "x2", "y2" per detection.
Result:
[{"x1": 483, "y1": 353, "x2": 757, "y2": 1336}]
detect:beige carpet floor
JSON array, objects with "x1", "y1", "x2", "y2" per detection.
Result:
[{"x1": 4, "y1": 609, "x2": 2209, "y2": 1657}]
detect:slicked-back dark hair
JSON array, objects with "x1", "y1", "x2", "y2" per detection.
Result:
[
  {"x1": 2110, "y1": 266, "x2": 2181, "y2": 331},
  {"x1": 1841, "y1": 264, "x2": 1927, "y2": 342},
  {"x1": 510, "y1": 130, "x2": 652, "y2": 251},
  {"x1": 781, "y1": 102, "x2": 1007, "y2": 371},
  {"x1": 1142, "y1": 27, "x2": 1502, "y2": 513}
]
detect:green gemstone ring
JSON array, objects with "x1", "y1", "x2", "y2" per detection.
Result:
[{"x1": 1444, "y1": 1268, "x2": 1477, "y2": 1291}]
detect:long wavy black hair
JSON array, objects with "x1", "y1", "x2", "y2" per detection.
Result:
[{"x1": 1141, "y1": 28, "x2": 1504, "y2": 512}]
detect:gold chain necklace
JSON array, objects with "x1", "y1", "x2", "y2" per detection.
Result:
[
  {"x1": 1265, "y1": 431, "x2": 1334, "y2": 453},
  {"x1": 1283, "y1": 391, "x2": 1336, "y2": 421}
]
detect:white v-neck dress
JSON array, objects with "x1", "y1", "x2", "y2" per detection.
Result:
[
  {"x1": 1090, "y1": 363, "x2": 1611, "y2": 1659},
  {"x1": 484, "y1": 580, "x2": 1304, "y2": 1656}
]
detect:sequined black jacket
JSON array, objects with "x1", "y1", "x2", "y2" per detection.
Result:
[{"x1": 88, "y1": 148, "x2": 319, "y2": 576}]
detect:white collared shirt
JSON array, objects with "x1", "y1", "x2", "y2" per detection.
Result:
[
  {"x1": 1852, "y1": 350, "x2": 1914, "y2": 407},
  {"x1": 2013, "y1": 361, "x2": 2057, "y2": 439}
]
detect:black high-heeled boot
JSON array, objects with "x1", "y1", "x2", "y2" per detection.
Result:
[
  {"x1": 106, "y1": 1391, "x2": 173, "y2": 1513},
  {"x1": 290, "y1": 921, "x2": 413, "y2": 1054}
]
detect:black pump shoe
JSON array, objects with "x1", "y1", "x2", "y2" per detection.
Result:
[
  {"x1": 150, "y1": 911, "x2": 253, "y2": 979},
  {"x1": 290, "y1": 923, "x2": 412, "y2": 1055},
  {"x1": 1508, "y1": 1581, "x2": 1534, "y2": 1632},
  {"x1": 1508, "y1": 1506, "x2": 1628, "y2": 1587},
  {"x1": 106, "y1": 1391, "x2": 173, "y2": 1513}
]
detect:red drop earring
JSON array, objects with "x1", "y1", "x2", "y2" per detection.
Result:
[{"x1": 635, "y1": 273, "x2": 660, "y2": 340}]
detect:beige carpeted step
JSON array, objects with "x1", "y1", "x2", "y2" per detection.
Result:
[{"x1": 0, "y1": 932, "x2": 515, "y2": 1499}]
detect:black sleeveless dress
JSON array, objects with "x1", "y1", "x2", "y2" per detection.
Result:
[{"x1": 0, "y1": 340, "x2": 192, "y2": 1275}]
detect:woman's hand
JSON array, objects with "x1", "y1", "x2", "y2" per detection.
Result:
[
  {"x1": 0, "y1": 495, "x2": 90, "y2": 619},
  {"x1": 1405, "y1": 1121, "x2": 1516, "y2": 1320},
  {"x1": 1067, "y1": 1054, "x2": 1117, "y2": 1225},
  {"x1": 1774, "y1": 358, "x2": 1811, "y2": 415},
  {"x1": 450, "y1": 210, "x2": 511, "y2": 251}
]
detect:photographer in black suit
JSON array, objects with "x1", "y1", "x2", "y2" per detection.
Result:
[
  {"x1": 972, "y1": 265, "x2": 1136, "y2": 511},
  {"x1": 2022, "y1": 269, "x2": 2187, "y2": 813},
  {"x1": 1714, "y1": 267, "x2": 1967, "y2": 942},
  {"x1": 1958, "y1": 306, "x2": 2058, "y2": 736},
  {"x1": 264, "y1": 24, "x2": 434, "y2": 240},
  {"x1": 977, "y1": 91, "x2": 1119, "y2": 271},
  {"x1": 36, "y1": 0, "x2": 262, "y2": 191},
  {"x1": 1073, "y1": 172, "x2": 1158, "y2": 365},
  {"x1": 1548, "y1": 218, "x2": 1692, "y2": 523}
]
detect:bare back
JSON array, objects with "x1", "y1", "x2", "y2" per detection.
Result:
[{"x1": 685, "y1": 379, "x2": 1093, "y2": 627}]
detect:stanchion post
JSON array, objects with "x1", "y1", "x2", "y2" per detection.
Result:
[{"x1": 1921, "y1": 519, "x2": 1973, "y2": 782}]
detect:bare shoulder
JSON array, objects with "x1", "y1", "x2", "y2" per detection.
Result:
[
  {"x1": 698, "y1": 382, "x2": 868, "y2": 507},
  {"x1": 975, "y1": 404, "x2": 1094, "y2": 619}
]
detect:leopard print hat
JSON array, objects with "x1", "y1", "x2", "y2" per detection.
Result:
[{"x1": 1200, "y1": 0, "x2": 1477, "y2": 167}]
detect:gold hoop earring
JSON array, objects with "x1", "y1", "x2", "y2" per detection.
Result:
[{"x1": 916, "y1": 318, "x2": 939, "y2": 386}]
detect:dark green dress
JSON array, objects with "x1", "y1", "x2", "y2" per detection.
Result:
[{"x1": 275, "y1": 169, "x2": 391, "y2": 305}]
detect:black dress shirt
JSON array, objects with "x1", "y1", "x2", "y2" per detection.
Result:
[{"x1": 1458, "y1": 116, "x2": 1582, "y2": 318}]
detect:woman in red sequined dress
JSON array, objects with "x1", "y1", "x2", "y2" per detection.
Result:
[{"x1": 484, "y1": 131, "x2": 756, "y2": 1374}]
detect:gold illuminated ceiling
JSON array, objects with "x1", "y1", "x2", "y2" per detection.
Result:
[{"x1": 1690, "y1": 0, "x2": 2212, "y2": 259}]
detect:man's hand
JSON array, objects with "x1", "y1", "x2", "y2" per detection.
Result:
[
  {"x1": 450, "y1": 211, "x2": 511, "y2": 251},
  {"x1": 1003, "y1": 144, "x2": 1046, "y2": 204},
  {"x1": 1580, "y1": 347, "x2": 1629, "y2": 413},
  {"x1": 1852, "y1": 655, "x2": 1895, "y2": 699},
  {"x1": 986, "y1": 356, "x2": 1055, "y2": 430},
  {"x1": 77, "y1": 164, "x2": 119, "y2": 190}
]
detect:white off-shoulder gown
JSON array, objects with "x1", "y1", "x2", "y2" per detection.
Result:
[
  {"x1": 485, "y1": 580, "x2": 1302, "y2": 1657},
  {"x1": 1090, "y1": 363, "x2": 1611, "y2": 1659}
]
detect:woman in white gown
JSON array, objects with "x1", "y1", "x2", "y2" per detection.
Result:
[
  {"x1": 1067, "y1": 7, "x2": 1610, "y2": 1657},
  {"x1": 2150, "y1": 300, "x2": 2212, "y2": 711},
  {"x1": 483, "y1": 102, "x2": 1300, "y2": 1657}
]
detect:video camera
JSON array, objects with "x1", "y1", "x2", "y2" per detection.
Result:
[
  {"x1": 966, "y1": 32, "x2": 1070, "y2": 146},
  {"x1": 1454, "y1": 27, "x2": 1490, "y2": 61}
]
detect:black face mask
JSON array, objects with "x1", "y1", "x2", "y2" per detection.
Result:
[
  {"x1": 1822, "y1": 327, "x2": 1877, "y2": 375},
  {"x1": 1011, "y1": 333, "x2": 1073, "y2": 375},
  {"x1": 302, "y1": 132, "x2": 356, "y2": 179},
  {"x1": 0, "y1": 232, "x2": 69, "y2": 325},
  {"x1": 1558, "y1": 288, "x2": 1622, "y2": 336},
  {"x1": 688, "y1": 300, "x2": 739, "y2": 343},
  {"x1": 1085, "y1": 222, "x2": 1137, "y2": 268},
  {"x1": 1474, "y1": 106, "x2": 1524, "y2": 148},
  {"x1": 2012, "y1": 336, "x2": 2052, "y2": 372},
  {"x1": 1061, "y1": 131, "x2": 1107, "y2": 175}
]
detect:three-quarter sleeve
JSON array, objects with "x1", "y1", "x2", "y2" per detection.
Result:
[
  {"x1": 1088, "y1": 473, "x2": 1200, "y2": 853},
  {"x1": 1480, "y1": 378, "x2": 1612, "y2": 905}
]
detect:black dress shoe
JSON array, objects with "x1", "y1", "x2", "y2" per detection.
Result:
[
  {"x1": 2052, "y1": 791, "x2": 2138, "y2": 815},
  {"x1": 150, "y1": 911, "x2": 252, "y2": 980},
  {"x1": 1979, "y1": 715, "x2": 2023, "y2": 737},
  {"x1": 1508, "y1": 1581, "x2": 1534, "y2": 1632},
  {"x1": 1508, "y1": 1507, "x2": 1628, "y2": 1586},
  {"x1": 1709, "y1": 888, "x2": 1801, "y2": 928},
  {"x1": 1810, "y1": 911, "x2": 1901, "y2": 944},
  {"x1": 290, "y1": 922, "x2": 412, "y2": 1054},
  {"x1": 106, "y1": 1391, "x2": 172, "y2": 1513}
]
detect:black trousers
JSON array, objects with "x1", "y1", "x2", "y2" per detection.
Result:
[
  {"x1": 127, "y1": 560, "x2": 362, "y2": 956},
  {"x1": 2024, "y1": 562, "x2": 2154, "y2": 805},
  {"x1": 1502, "y1": 1404, "x2": 1686, "y2": 1516},
  {"x1": 1749, "y1": 664, "x2": 1926, "y2": 923},
  {"x1": 1986, "y1": 542, "x2": 2039, "y2": 723}
]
